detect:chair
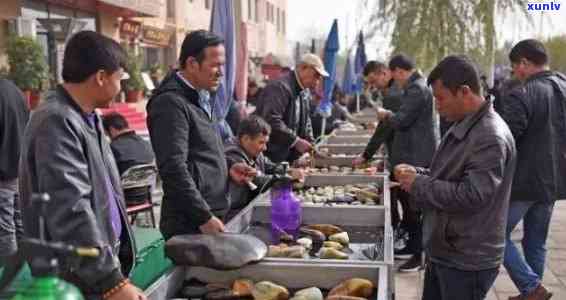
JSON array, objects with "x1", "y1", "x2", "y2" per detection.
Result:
[{"x1": 121, "y1": 164, "x2": 158, "y2": 228}]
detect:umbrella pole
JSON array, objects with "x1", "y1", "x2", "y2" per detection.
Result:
[
  {"x1": 356, "y1": 92, "x2": 360, "y2": 113},
  {"x1": 321, "y1": 117, "x2": 327, "y2": 138}
]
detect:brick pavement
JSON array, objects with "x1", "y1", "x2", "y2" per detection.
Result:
[{"x1": 396, "y1": 201, "x2": 566, "y2": 300}]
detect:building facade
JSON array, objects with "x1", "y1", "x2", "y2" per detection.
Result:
[{"x1": 0, "y1": 0, "x2": 288, "y2": 84}]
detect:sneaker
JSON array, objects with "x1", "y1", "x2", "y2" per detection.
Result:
[
  {"x1": 394, "y1": 246, "x2": 414, "y2": 259},
  {"x1": 398, "y1": 255, "x2": 423, "y2": 272},
  {"x1": 394, "y1": 235, "x2": 407, "y2": 250}
]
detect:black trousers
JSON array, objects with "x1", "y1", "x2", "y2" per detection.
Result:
[
  {"x1": 393, "y1": 188, "x2": 422, "y2": 254},
  {"x1": 422, "y1": 261, "x2": 499, "y2": 300}
]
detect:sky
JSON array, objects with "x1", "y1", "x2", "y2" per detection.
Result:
[{"x1": 287, "y1": 0, "x2": 566, "y2": 61}]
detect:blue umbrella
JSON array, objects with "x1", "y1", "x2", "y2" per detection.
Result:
[
  {"x1": 342, "y1": 51, "x2": 356, "y2": 95},
  {"x1": 353, "y1": 30, "x2": 367, "y2": 92},
  {"x1": 317, "y1": 19, "x2": 340, "y2": 118},
  {"x1": 210, "y1": 0, "x2": 236, "y2": 141}
]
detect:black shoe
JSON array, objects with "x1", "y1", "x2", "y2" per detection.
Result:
[
  {"x1": 398, "y1": 255, "x2": 423, "y2": 272},
  {"x1": 394, "y1": 246, "x2": 414, "y2": 259}
]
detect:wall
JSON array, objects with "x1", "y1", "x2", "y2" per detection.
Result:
[
  {"x1": 0, "y1": 0, "x2": 22, "y2": 67},
  {"x1": 98, "y1": 11, "x2": 119, "y2": 41}
]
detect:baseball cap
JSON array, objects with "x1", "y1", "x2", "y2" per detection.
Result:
[{"x1": 300, "y1": 53, "x2": 329, "y2": 77}]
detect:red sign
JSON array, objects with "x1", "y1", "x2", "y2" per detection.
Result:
[{"x1": 120, "y1": 20, "x2": 142, "y2": 38}]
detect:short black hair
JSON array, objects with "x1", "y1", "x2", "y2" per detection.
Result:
[
  {"x1": 238, "y1": 115, "x2": 271, "y2": 139},
  {"x1": 363, "y1": 61, "x2": 387, "y2": 76},
  {"x1": 179, "y1": 30, "x2": 224, "y2": 68},
  {"x1": 509, "y1": 39, "x2": 548, "y2": 66},
  {"x1": 427, "y1": 55, "x2": 482, "y2": 95},
  {"x1": 102, "y1": 112, "x2": 129, "y2": 132},
  {"x1": 388, "y1": 54, "x2": 415, "y2": 71},
  {"x1": 62, "y1": 31, "x2": 126, "y2": 83}
]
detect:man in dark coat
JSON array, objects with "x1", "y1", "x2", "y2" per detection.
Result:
[
  {"x1": 0, "y1": 79, "x2": 29, "y2": 259},
  {"x1": 147, "y1": 30, "x2": 254, "y2": 240},
  {"x1": 353, "y1": 61, "x2": 406, "y2": 241},
  {"x1": 501, "y1": 39, "x2": 566, "y2": 300},
  {"x1": 254, "y1": 53, "x2": 328, "y2": 163},
  {"x1": 377, "y1": 54, "x2": 439, "y2": 272}
]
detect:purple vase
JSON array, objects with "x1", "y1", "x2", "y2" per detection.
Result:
[{"x1": 270, "y1": 183, "x2": 302, "y2": 244}]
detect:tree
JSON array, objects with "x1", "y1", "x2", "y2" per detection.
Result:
[
  {"x1": 365, "y1": 0, "x2": 530, "y2": 75},
  {"x1": 544, "y1": 35, "x2": 566, "y2": 74}
]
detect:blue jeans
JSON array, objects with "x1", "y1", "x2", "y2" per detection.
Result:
[{"x1": 503, "y1": 200, "x2": 554, "y2": 295}]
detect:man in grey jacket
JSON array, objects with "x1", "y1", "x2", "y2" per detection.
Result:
[
  {"x1": 395, "y1": 55, "x2": 516, "y2": 300},
  {"x1": 19, "y1": 31, "x2": 145, "y2": 299},
  {"x1": 377, "y1": 54, "x2": 439, "y2": 272},
  {"x1": 501, "y1": 39, "x2": 566, "y2": 300}
]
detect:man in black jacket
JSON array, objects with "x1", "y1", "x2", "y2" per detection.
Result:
[
  {"x1": 102, "y1": 112, "x2": 154, "y2": 175},
  {"x1": 254, "y1": 53, "x2": 328, "y2": 163},
  {"x1": 19, "y1": 31, "x2": 144, "y2": 300},
  {"x1": 353, "y1": 61, "x2": 406, "y2": 242},
  {"x1": 147, "y1": 30, "x2": 254, "y2": 240},
  {"x1": 395, "y1": 55, "x2": 516, "y2": 300},
  {"x1": 0, "y1": 79, "x2": 29, "y2": 259},
  {"x1": 501, "y1": 39, "x2": 566, "y2": 300},
  {"x1": 377, "y1": 54, "x2": 439, "y2": 272}
]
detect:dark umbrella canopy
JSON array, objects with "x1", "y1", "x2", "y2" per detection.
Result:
[
  {"x1": 353, "y1": 31, "x2": 367, "y2": 92},
  {"x1": 210, "y1": 0, "x2": 236, "y2": 141},
  {"x1": 342, "y1": 51, "x2": 356, "y2": 95},
  {"x1": 318, "y1": 19, "x2": 340, "y2": 117}
]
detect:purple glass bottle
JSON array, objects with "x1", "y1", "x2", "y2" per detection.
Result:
[{"x1": 270, "y1": 163, "x2": 302, "y2": 243}]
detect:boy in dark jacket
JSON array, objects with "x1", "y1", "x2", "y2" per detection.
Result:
[{"x1": 225, "y1": 116, "x2": 304, "y2": 211}]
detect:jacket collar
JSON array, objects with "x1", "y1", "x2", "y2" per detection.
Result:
[
  {"x1": 408, "y1": 71, "x2": 423, "y2": 85},
  {"x1": 55, "y1": 85, "x2": 102, "y2": 129},
  {"x1": 525, "y1": 70, "x2": 554, "y2": 83},
  {"x1": 450, "y1": 99, "x2": 493, "y2": 140},
  {"x1": 172, "y1": 71, "x2": 202, "y2": 103}
]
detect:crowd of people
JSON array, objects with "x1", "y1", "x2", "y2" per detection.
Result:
[{"x1": 0, "y1": 27, "x2": 565, "y2": 300}]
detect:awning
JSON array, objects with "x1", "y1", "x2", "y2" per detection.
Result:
[{"x1": 97, "y1": 0, "x2": 162, "y2": 17}]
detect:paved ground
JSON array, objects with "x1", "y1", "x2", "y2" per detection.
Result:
[{"x1": 395, "y1": 201, "x2": 566, "y2": 300}]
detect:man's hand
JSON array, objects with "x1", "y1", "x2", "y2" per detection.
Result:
[
  {"x1": 199, "y1": 216, "x2": 225, "y2": 234},
  {"x1": 377, "y1": 108, "x2": 393, "y2": 122},
  {"x1": 293, "y1": 154, "x2": 311, "y2": 168},
  {"x1": 294, "y1": 138, "x2": 313, "y2": 154},
  {"x1": 352, "y1": 155, "x2": 367, "y2": 167},
  {"x1": 394, "y1": 164, "x2": 417, "y2": 193},
  {"x1": 289, "y1": 168, "x2": 305, "y2": 182},
  {"x1": 107, "y1": 282, "x2": 147, "y2": 300},
  {"x1": 230, "y1": 163, "x2": 257, "y2": 185}
]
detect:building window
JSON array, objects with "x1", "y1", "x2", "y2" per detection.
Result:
[
  {"x1": 255, "y1": 0, "x2": 259, "y2": 21},
  {"x1": 205, "y1": 0, "x2": 211, "y2": 10},
  {"x1": 167, "y1": 0, "x2": 175, "y2": 18},
  {"x1": 248, "y1": 0, "x2": 253, "y2": 20},
  {"x1": 272, "y1": 4, "x2": 275, "y2": 23},
  {"x1": 276, "y1": 7, "x2": 280, "y2": 32},
  {"x1": 282, "y1": 11, "x2": 286, "y2": 34}
]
